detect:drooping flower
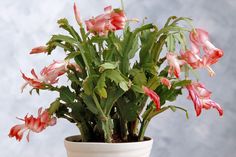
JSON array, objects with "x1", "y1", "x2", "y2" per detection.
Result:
[
  {"x1": 181, "y1": 48, "x2": 217, "y2": 76},
  {"x1": 143, "y1": 86, "x2": 161, "y2": 111},
  {"x1": 166, "y1": 52, "x2": 186, "y2": 78},
  {"x1": 160, "y1": 77, "x2": 171, "y2": 89},
  {"x1": 9, "y1": 107, "x2": 57, "y2": 142},
  {"x1": 21, "y1": 69, "x2": 44, "y2": 93},
  {"x1": 30, "y1": 46, "x2": 48, "y2": 54},
  {"x1": 186, "y1": 82, "x2": 223, "y2": 116},
  {"x1": 85, "y1": 6, "x2": 126, "y2": 36},
  {"x1": 21, "y1": 60, "x2": 81, "y2": 92},
  {"x1": 189, "y1": 28, "x2": 224, "y2": 76},
  {"x1": 73, "y1": 2, "x2": 82, "y2": 25},
  {"x1": 190, "y1": 29, "x2": 224, "y2": 57}
]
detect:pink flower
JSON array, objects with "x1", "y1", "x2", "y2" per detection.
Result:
[
  {"x1": 9, "y1": 107, "x2": 57, "y2": 142},
  {"x1": 186, "y1": 82, "x2": 223, "y2": 116},
  {"x1": 73, "y1": 2, "x2": 82, "y2": 25},
  {"x1": 85, "y1": 6, "x2": 126, "y2": 36},
  {"x1": 110, "y1": 9, "x2": 126, "y2": 30},
  {"x1": 160, "y1": 77, "x2": 171, "y2": 89},
  {"x1": 190, "y1": 29, "x2": 224, "y2": 61},
  {"x1": 21, "y1": 60, "x2": 81, "y2": 92},
  {"x1": 21, "y1": 69, "x2": 44, "y2": 92},
  {"x1": 181, "y1": 48, "x2": 217, "y2": 76},
  {"x1": 166, "y1": 52, "x2": 186, "y2": 78},
  {"x1": 180, "y1": 49, "x2": 202, "y2": 69},
  {"x1": 143, "y1": 86, "x2": 161, "y2": 111},
  {"x1": 85, "y1": 16, "x2": 108, "y2": 36},
  {"x1": 189, "y1": 28, "x2": 224, "y2": 76},
  {"x1": 40, "y1": 60, "x2": 68, "y2": 84},
  {"x1": 30, "y1": 46, "x2": 48, "y2": 54}
]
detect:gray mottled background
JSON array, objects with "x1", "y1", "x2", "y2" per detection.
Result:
[{"x1": 0, "y1": 0, "x2": 235, "y2": 157}]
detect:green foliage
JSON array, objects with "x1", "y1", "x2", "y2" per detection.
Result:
[
  {"x1": 34, "y1": 15, "x2": 196, "y2": 143},
  {"x1": 59, "y1": 86, "x2": 76, "y2": 103},
  {"x1": 95, "y1": 70, "x2": 129, "y2": 98}
]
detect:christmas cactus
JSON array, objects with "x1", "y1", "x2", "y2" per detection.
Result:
[{"x1": 9, "y1": 2, "x2": 224, "y2": 143}]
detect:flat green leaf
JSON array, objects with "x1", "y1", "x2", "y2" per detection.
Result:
[
  {"x1": 67, "y1": 71, "x2": 81, "y2": 84},
  {"x1": 106, "y1": 70, "x2": 129, "y2": 91},
  {"x1": 95, "y1": 70, "x2": 129, "y2": 98},
  {"x1": 74, "y1": 55, "x2": 85, "y2": 70},
  {"x1": 99, "y1": 62, "x2": 119, "y2": 73},
  {"x1": 49, "y1": 34, "x2": 77, "y2": 45},
  {"x1": 131, "y1": 85, "x2": 144, "y2": 94},
  {"x1": 65, "y1": 51, "x2": 80, "y2": 60},
  {"x1": 139, "y1": 29, "x2": 158, "y2": 65},
  {"x1": 48, "y1": 99, "x2": 60, "y2": 114},
  {"x1": 83, "y1": 76, "x2": 98, "y2": 95},
  {"x1": 164, "y1": 16, "x2": 178, "y2": 27},
  {"x1": 80, "y1": 93, "x2": 98, "y2": 114},
  {"x1": 128, "y1": 35, "x2": 139, "y2": 59},
  {"x1": 172, "y1": 80, "x2": 191, "y2": 88},
  {"x1": 146, "y1": 75, "x2": 160, "y2": 90},
  {"x1": 119, "y1": 81, "x2": 129, "y2": 91},
  {"x1": 156, "y1": 25, "x2": 190, "y2": 39},
  {"x1": 174, "y1": 32, "x2": 187, "y2": 51},
  {"x1": 129, "y1": 69, "x2": 147, "y2": 86},
  {"x1": 59, "y1": 86, "x2": 76, "y2": 103},
  {"x1": 108, "y1": 33, "x2": 122, "y2": 56},
  {"x1": 166, "y1": 34, "x2": 176, "y2": 52},
  {"x1": 57, "y1": 18, "x2": 82, "y2": 42},
  {"x1": 103, "y1": 87, "x2": 125, "y2": 115},
  {"x1": 94, "y1": 74, "x2": 107, "y2": 98},
  {"x1": 151, "y1": 35, "x2": 167, "y2": 63},
  {"x1": 117, "y1": 99, "x2": 139, "y2": 122}
]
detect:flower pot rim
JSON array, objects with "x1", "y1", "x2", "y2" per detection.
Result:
[{"x1": 64, "y1": 135, "x2": 153, "y2": 145}]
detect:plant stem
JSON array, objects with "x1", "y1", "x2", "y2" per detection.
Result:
[
  {"x1": 92, "y1": 93, "x2": 106, "y2": 120},
  {"x1": 128, "y1": 119, "x2": 139, "y2": 137},
  {"x1": 92, "y1": 93, "x2": 113, "y2": 142},
  {"x1": 77, "y1": 43, "x2": 91, "y2": 76},
  {"x1": 76, "y1": 121, "x2": 92, "y2": 142},
  {"x1": 102, "y1": 118, "x2": 112, "y2": 143},
  {"x1": 138, "y1": 120, "x2": 150, "y2": 141},
  {"x1": 120, "y1": 119, "x2": 128, "y2": 141}
]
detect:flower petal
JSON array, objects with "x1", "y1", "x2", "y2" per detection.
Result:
[{"x1": 143, "y1": 86, "x2": 161, "y2": 111}]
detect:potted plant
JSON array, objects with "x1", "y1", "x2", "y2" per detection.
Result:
[{"x1": 9, "y1": 2, "x2": 224, "y2": 157}]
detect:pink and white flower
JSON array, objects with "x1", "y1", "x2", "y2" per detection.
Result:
[
  {"x1": 143, "y1": 86, "x2": 161, "y2": 111},
  {"x1": 166, "y1": 52, "x2": 186, "y2": 78},
  {"x1": 187, "y1": 28, "x2": 224, "y2": 76},
  {"x1": 186, "y1": 82, "x2": 223, "y2": 116},
  {"x1": 160, "y1": 77, "x2": 171, "y2": 89},
  {"x1": 21, "y1": 60, "x2": 81, "y2": 92},
  {"x1": 9, "y1": 107, "x2": 57, "y2": 142},
  {"x1": 109, "y1": 9, "x2": 126, "y2": 30},
  {"x1": 21, "y1": 69, "x2": 44, "y2": 92},
  {"x1": 85, "y1": 6, "x2": 126, "y2": 36},
  {"x1": 40, "y1": 60, "x2": 68, "y2": 84},
  {"x1": 180, "y1": 49, "x2": 202, "y2": 69},
  {"x1": 190, "y1": 29, "x2": 224, "y2": 58}
]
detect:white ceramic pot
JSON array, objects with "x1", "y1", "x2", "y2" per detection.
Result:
[{"x1": 64, "y1": 135, "x2": 153, "y2": 157}]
